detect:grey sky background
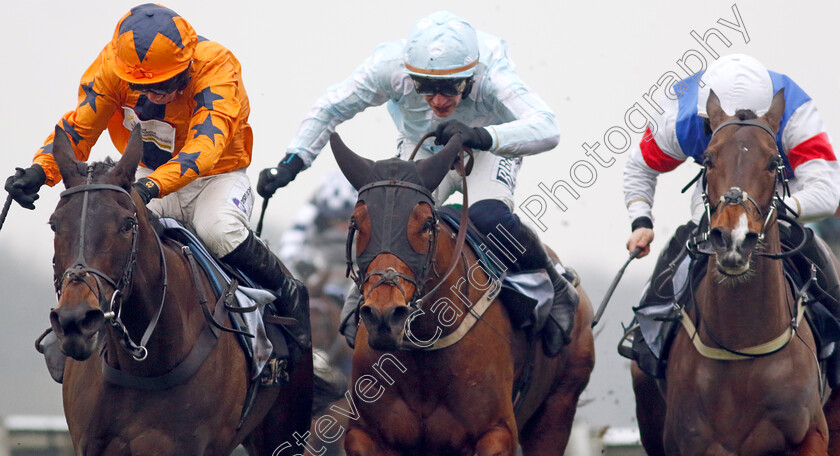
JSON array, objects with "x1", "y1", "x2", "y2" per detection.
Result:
[{"x1": 1, "y1": 0, "x2": 838, "y2": 431}]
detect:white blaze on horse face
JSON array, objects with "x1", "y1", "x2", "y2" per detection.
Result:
[{"x1": 731, "y1": 213, "x2": 750, "y2": 250}]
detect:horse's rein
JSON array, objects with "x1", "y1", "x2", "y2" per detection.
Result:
[
  {"x1": 406, "y1": 132, "x2": 475, "y2": 306},
  {"x1": 56, "y1": 174, "x2": 168, "y2": 361}
]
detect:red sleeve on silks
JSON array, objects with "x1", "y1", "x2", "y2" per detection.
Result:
[
  {"x1": 788, "y1": 132, "x2": 836, "y2": 171},
  {"x1": 32, "y1": 45, "x2": 122, "y2": 187},
  {"x1": 145, "y1": 41, "x2": 252, "y2": 197},
  {"x1": 639, "y1": 127, "x2": 683, "y2": 172}
]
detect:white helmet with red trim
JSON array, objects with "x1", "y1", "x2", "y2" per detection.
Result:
[
  {"x1": 404, "y1": 11, "x2": 479, "y2": 79},
  {"x1": 697, "y1": 54, "x2": 773, "y2": 118}
]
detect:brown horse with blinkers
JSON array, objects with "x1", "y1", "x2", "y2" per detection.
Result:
[
  {"x1": 47, "y1": 125, "x2": 315, "y2": 455},
  {"x1": 631, "y1": 90, "x2": 840, "y2": 455},
  {"x1": 330, "y1": 132, "x2": 595, "y2": 455}
]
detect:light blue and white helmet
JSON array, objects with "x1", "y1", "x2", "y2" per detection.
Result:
[{"x1": 404, "y1": 11, "x2": 479, "y2": 79}]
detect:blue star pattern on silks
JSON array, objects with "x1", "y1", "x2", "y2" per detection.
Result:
[
  {"x1": 193, "y1": 87, "x2": 223, "y2": 114},
  {"x1": 118, "y1": 4, "x2": 184, "y2": 62},
  {"x1": 173, "y1": 151, "x2": 200, "y2": 176},
  {"x1": 38, "y1": 143, "x2": 54, "y2": 156},
  {"x1": 79, "y1": 80, "x2": 103, "y2": 113},
  {"x1": 191, "y1": 115, "x2": 223, "y2": 144},
  {"x1": 61, "y1": 119, "x2": 83, "y2": 145}
]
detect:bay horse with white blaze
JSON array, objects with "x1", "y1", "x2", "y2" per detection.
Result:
[
  {"x1": 47, "y1": 125, "x2": 316, "y2": 455},
  {"x1": 330, "y1": 132, "x2": 595, "y2": 455},
  {"x1": 631, "y1": 90, "x2": 840, "y2": 455}
]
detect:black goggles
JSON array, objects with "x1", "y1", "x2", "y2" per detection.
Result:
[
  {"x1": 411, "y1": 77, "x2": 468, "y2": 97},
  {"x1": 129, "y1": 68, "x2": 191, "y2": 95}
]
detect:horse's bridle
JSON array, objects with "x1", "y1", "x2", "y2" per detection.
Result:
[
  {"x1": 679, "y1": 119, "x2": 815, "y2": 360},
  {"x1": 345, "y1": 179, "x2": 440, "y2": 307},
  {"x1": 690, "y1": 119, "x2": 807, "y2": 258},
  {"x1": 55, "y1": 167, "x2": 167, "y2": 361},
  {"x1": 345, "y1": 146, "x2": 473, "y2": 313}
]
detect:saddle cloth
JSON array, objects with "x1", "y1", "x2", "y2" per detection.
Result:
[
  {"x1": 159, "y1": 217, "x2": 278, "y2": 380},
  {"x1": 437, "y1": 206, "x2": 558, "y2": 332}
]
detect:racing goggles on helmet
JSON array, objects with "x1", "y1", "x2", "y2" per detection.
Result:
[
  {"x1": 129, "y1": 67, "x2": 191, "y2": 95},
  {"x1": 411, "y1": 76, "x2": 469, "y2": 97}
]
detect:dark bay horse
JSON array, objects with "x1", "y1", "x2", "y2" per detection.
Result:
[
  {"x1": 47, "y1": 125, "x2": 314, "y2": 455},
  {"x1": 632, "y1": 90, "x2": 840, "y2": 455},
  {"x1": 330, "y1": 133, "x2": 595, "y2": 455}
]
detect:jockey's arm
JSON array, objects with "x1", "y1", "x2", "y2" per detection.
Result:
[
  {"x1": 480, "y1": 61, "x2": 560, "y2": 158},
  {"x1": 623, "y1": 124, "x2": 687, "y2": 258},
  {"x1": 285, "y1": 43, "x2": 399, "y2": 169},
  {"x1": 144, "y1": 50, "x2": 242, "y2": 197},
  {"x1": 33, "y1": 45, "x2": 121, "y2": 187},
  {"x1": 780, "y1": 101, "x2": 840, "y2": 222}
]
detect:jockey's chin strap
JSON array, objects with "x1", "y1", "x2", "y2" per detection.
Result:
[
  {"x1": 687, "y1": 119, "x2": 803, "y2": 258},
  {"x1": 56, "y1": 167, "x2": 167, "y2": 361}
]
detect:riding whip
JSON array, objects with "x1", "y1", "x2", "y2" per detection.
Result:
[
  {"x1": 0, "y1": 194, "x2": 13, "y2": 232},
  {"x1": 591, "y1": 247, "x2": 642, "y2": 327},
  {"x1": 255, "y1": 197, "x2": 269, "y2": 238}
]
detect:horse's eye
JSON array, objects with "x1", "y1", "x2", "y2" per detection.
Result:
[
  {"x1": 703, "y1": 154, "x2": 714, "y2": 169},
  {"x1": 768, "y1": 156, "x2": 782, "y2": 172},
  {"x1": 121, "y1": 218, "x2": 137, "y2": 234},
  {"x1": 423, "y1": 218, "x2": 436, "y2": 233},
  {"x1": 48, "y1": 221, "x2": 56, "y2": 233}
]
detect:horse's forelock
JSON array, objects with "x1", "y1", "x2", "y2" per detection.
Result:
[
  {"x1": 735, "y1": 109, "x2": 758, "y2": 121},
  {"x1": 90, "y1": 159, "x2": 117, "y2": 182}
]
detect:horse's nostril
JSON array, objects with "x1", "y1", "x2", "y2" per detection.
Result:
[
  {"x1": 741, "y1": 232, "x2": 759, "y2": 252},
  {"x1": 389, "y1": 306, "x2": 411, "y2": 326},
  {"x1": 79, "y1": 309, "x2": 105, "y2": 335},
  {"x1": 49, "y1": 310, "x2": 63, "y2": 336},
  {"x1": 710, "y1": 227, "x2": 730, "y2": 251},
  {"x1": 359, "y1": 306, "x2": 382, "y2": 328}
]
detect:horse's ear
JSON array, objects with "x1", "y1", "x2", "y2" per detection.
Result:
[
  {"x1": 706, "y1": 89, "x2": 728, "y2": 130},
  {"x1": 416, "y1": 134, "x2": 463, "y2": 191},
  {"x1": 762, "y1": 88, "x2": 785, "y2": 134},
  {"x1": 52, "y1": 125, "x2": 84, "y2": 188},
  {"x1": 107, "y1": 125, "x2": 143, "y2": 188},
  {"x1": 331, "y1": 132, "x2": 373, "y2": 190}
]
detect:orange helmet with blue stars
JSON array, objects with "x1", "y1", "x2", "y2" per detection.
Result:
[{"x1": 111, "y1": 3, "x2": 197, "y2": 84}]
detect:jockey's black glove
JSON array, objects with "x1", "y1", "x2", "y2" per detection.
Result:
[
  {"x1": 132, "y1": 178, "x2": 159, "y2": 205},
  {"x1": 5, "y1": 165, "x2": 46, "y2": 210},
  {"x1": 434, "y1": 120, "x2": 492, "y2": 151},
  {"x1": 257, "y1": 153, "x2": 304, "y2": 199}
]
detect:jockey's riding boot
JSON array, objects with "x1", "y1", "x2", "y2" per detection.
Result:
[
  {"x1": 785, "y1": 227, "x2": 840, "y2": 387},
  {"x1": 338, "y1": 286, "x2": 362, "y2": 349},
  {"x1": 515, "y1": 225, "x2": 579, "y2": 357},
  {"x1": 222, "y1": 231, "x2": 311, "y2": 351},
  {"x1": 798, "y1": 230, "x2": 840, "y2": 318}
]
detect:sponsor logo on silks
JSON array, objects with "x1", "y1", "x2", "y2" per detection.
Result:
[
  {"x1": 233, "y1": 187, "x2": 252, "y2": 215},
  {"x1": 495, "y1": 157, "x2": 520, "y2": 191},
  {"x1": 122, "y1": 107, "x2": 177, "y2": 153}
]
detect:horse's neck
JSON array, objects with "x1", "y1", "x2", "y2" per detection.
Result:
[
  {"x1": 410, "y1": 223, "x2": 489, "y2": 338},
  {"x1": 701, "y1": 230, "x2": 791, "y2": 345},
  {"x1": 108, "y1": 219, "x2": 195, "y2": 371}
]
